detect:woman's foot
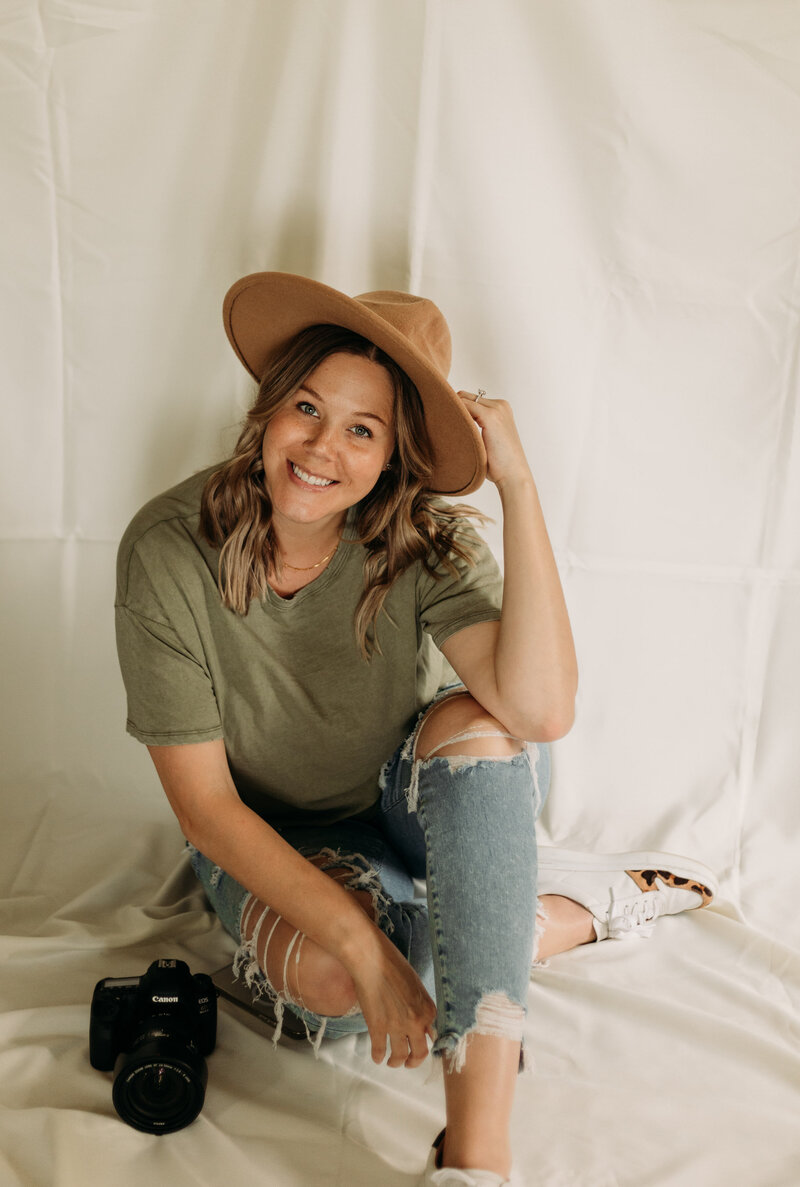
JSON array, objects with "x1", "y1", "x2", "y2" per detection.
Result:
[
  {"x1": 419, "y1": 1129, "x2": 511, "y2": 1186},
  {"x1": 535, "y1": 849, "x2": 717, "y2": 946}
]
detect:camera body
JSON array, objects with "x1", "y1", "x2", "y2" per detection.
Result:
[{"x1": 90, "y1": 958, "x2": 216, "y2": 1133}]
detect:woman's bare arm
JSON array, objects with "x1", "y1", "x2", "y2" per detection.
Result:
[
  {"x1": 148, "y1": 737, "x2": 437, "y2": 1063},
  {"x1": 148, "y1": 738, "x2": 376, "y2": 962},
  {"x1": 441, "y1": 393, "x2": 578, "y2": 742}
]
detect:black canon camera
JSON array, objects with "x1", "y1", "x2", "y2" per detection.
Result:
[{"x1": 90, "y1": 958, "x2": 217, "y2": 1134}]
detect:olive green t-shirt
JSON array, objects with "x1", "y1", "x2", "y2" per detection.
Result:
[{"x1": 115, "y1": 466, "x2": 503, "y2": 827}]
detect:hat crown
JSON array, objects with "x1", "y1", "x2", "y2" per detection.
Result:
[{"x1": 354, "y1": 291, "x2": 452, "y2": 379}]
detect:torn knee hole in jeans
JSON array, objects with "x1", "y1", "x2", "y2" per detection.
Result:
[
  {"x1": 232, "y1": 848, "x2": 391, "y2": 1055},
  {"x1": 234, "y1": 897, "x2": 341, "y2": 1055},
  {"x1": 301, "y1": 847, "x2": 396, "y2": 935},
  {"x1": 405, "y1": 730, "x2": 542, "y2": 816}
]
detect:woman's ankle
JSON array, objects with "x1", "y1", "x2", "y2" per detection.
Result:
[
  {"x1": 439, "y1": 1127, "x2": 512, "y2": 1179},
  {"x1": 536, "y1": 893, "x2": 596, "y2": 959}
]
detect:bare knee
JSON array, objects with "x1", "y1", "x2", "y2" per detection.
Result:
[
  {"x1": 415, "y1": 692, "x2": 523, "y2": 761},
  {"x1": 242, "y1": 899, "x2": 360, "y2": 1016},
  {"x1": 294, "y1": 943, "x2": 359, "y2": 1016}
]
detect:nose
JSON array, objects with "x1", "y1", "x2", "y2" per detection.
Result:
[{"x1": 303, "y1": 419, "x2": 336, "y2": 456}]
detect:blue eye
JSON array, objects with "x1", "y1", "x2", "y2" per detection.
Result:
[
  {"x1": 350, "y1": 424, "x2": 372, "y2": 438},
  {"x1": 297, "y1": 401, "x2": 318, "y2": 416}
]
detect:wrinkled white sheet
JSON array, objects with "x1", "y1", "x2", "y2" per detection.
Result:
[{"x1": 2, "y1": 2, "x2": 799, "y2": 1184}]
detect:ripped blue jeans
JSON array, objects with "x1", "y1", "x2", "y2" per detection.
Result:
[{"x1": 189, "y1": 688, "x2": 551, "y2": 1074}]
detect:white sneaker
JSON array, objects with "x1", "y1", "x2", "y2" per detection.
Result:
[
  {"x1": 419, "y1": 1129, "x2": 511, "y2": 1187},
  {"x1": 536, "y1": 849, "x2": 718, "y2": 941}
]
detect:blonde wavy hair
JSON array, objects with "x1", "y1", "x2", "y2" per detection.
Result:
[{"x1": 200, "y1": 324, "x2": 486, "y2": 657}]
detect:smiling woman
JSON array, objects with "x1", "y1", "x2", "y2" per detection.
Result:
[{"x1": 114, "y1": 272, "x2": 717, "y2": 1186}]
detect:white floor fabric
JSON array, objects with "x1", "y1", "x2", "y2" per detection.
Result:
[{"x1": 3, "y1": 3, "x2": 800, "y2": 1184}]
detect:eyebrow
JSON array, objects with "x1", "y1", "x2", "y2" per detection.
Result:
[{"x1": 298, "y1": 382, "x2": 389, "y2": 427}]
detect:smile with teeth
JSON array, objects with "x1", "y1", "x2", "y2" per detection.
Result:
[{"x1": 290, "y1": 461, "x2": 337, "y2": 487}]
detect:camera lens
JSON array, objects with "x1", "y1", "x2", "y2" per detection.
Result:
[
  {"x1": 129, "y1": 1063, "x2": 189, "y2": 1113},
  {"x1": 112, "y1": 1038, "x2": 207, "y2": 1134}
]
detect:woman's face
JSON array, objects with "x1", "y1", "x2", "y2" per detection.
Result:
[{"x1": 261, "y1": 351, "x2": 396, "y2": 533}]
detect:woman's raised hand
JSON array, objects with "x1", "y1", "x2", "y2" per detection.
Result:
[
  {"x1": 340, "y1": 927, "x2": 437, "y2": 1069},
  {"x1": 458, "y1": 391, "x2": 533, "y2": 491}
]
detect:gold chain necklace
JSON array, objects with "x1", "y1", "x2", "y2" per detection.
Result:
[{"x1": 280, "y1": 536, "x2": 342, "y2": 572}]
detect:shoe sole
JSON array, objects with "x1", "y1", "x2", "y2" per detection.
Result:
[{"x1": 537, "y1": 849, "x2": 718, "y2": 905}]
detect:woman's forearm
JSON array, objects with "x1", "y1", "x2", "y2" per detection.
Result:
[
  {"x1": 494, "y1": 473, "x2": 578, "y2": 739},
  {"x1": 189, "y1": 799, "x2": 377, "y2": 962},
  {"x1": 450, "y1": 392, "x2": 578, "y2": 740},
  {"x1": 150, "y1": 740, "x2": 376, "y2": 964}
]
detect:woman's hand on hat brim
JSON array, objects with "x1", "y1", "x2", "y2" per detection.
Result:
[{"x1": 458, "y1": 392, "x2": 533, "y2": 493}]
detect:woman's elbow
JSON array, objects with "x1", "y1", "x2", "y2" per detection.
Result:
[
  {"x1": 513, "y1": 700, "x2": 575, "y2": 743},
  {"x1": 536, "y1": 709, "x2": 575, "y2": 743}
]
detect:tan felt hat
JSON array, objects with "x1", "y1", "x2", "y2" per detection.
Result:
[{"x1": 223, "y1": 272, "x2": 486, "y2": 496}]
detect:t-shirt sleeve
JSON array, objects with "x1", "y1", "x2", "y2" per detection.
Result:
[
  {"x1": 115, "y1": 541, "x2": 223, "y2": 746},
  {"x1": 416, "y1": 517, "x2": 503, "y2": 649}
]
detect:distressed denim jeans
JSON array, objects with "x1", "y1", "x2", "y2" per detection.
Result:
[{"x1": 189, "y1": 688, "x2": 551, "y2": 1073}]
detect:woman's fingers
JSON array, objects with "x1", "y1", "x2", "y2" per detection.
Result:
[
  {"x1": 367, "y1": 1001, "x2": 434, "y2": 1067},
  {"x1": 374, "y1": 1023, "x2": 432, "y2": 1069},
  {"x1": 405, "y1": 1026, "x2": 433, "y2": 1069},
  {"x1": 371, "y1": 1030, "x2": 387, "y2": 1065},
  {"x1": 457, "y1": 390, "x2": 532, "y2": 488},
  {"x1": 386, "y1": 1032, "x2": 410, "y2": 1068},
  {"x1": 344, "y1": 926, "x2": 437, "y2": 1069},
  {"x1": 364, "y1": 997, "x2": 436, "y2": 1068}
]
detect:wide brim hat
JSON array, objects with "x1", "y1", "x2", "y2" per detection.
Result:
[{"x1": 223, "y1": 272, "x2": 486, "y2": 496}]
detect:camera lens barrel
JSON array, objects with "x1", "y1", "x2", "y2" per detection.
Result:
[{"x1": 112, "y1": 1038, "x2": 208, "y2": 1135}]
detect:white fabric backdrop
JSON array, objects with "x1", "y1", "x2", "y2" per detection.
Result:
[{"x1": 2, "y1": 2, "x2": 799, "y2": 1184}]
